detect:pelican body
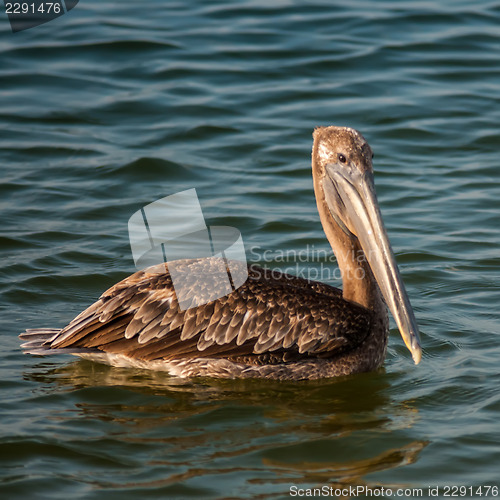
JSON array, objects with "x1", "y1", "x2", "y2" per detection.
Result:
[{"x1": 20, "y1": 127, "x2": 421, "y2": 380}]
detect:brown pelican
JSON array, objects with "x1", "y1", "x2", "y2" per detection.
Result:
[{"x1": 20, "y1": 126, "x2": 422, "y2": 380}]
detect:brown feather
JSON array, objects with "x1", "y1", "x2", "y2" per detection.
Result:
[{"x1": 28, "y1": 259, "x2": 373, "y2": 369}]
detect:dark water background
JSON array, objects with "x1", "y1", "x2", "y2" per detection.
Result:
[{"x1": 1, "y1": 1, "x2": 500, "y2": 498}]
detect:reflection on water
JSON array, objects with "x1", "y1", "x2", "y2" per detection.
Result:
[
  {"x1": 21, "y1": 360, "x2": 427, "y2": 496},
  {"x1": 258, "y1": 441, "x2": 426, "y2": 484}
]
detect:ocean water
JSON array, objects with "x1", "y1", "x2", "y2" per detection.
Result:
[{"x1": 1, "y1": 1, "x2": 500, "y2": 498}]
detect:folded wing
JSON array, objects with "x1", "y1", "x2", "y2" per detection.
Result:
[{"x1": 21, "y1": 259, "x2": 373, "y2": 366}]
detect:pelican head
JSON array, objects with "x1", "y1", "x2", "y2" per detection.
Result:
[{"x1": 312, "y1": 126, "x2": 422, "y2": 364}]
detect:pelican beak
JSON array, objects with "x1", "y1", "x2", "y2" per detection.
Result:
[{"x1": 323, "y1": 162, "x2": 422, "y2": 364}]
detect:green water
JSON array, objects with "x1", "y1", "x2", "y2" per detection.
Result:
[{"x1": 1, "y1": 1, "x2": 500, "y2": 498}]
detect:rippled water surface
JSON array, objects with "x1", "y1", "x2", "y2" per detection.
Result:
[{"x1": 1, "y1": 1, "x2": 500, "y2": 498}]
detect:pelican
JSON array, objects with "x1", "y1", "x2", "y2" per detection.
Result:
[{"x1": 20, "y1": 126, "x2": 422, "y2": 380}]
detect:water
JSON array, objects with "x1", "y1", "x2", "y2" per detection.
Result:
[{"x1": 1, "y1": 1, "x2": 500, "y2": 498}]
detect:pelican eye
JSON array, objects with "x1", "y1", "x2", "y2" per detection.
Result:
[{"x1": 338, "y1": 153, "x2": 347, "y2": 164}]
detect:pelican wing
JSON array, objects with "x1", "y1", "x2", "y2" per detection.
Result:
[{"x1": 22, "y1": 259, "x2": 373, "y2": 365}]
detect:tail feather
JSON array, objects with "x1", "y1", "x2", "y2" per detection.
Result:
[{"x1": 20, "y1": 328, "x2": 98, "y2": 356}]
